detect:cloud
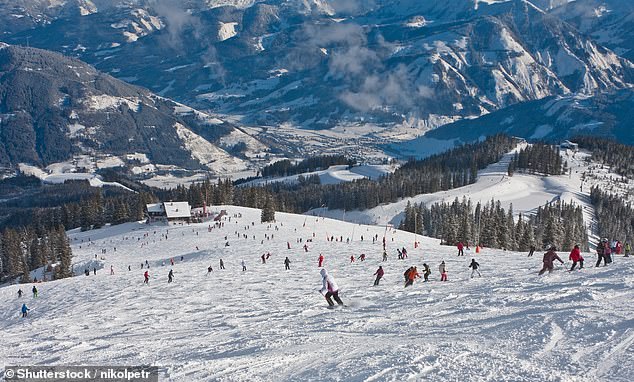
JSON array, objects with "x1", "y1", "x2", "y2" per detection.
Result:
[
  {"x1": 150, "y1": 0, "x2": 201, "y2": 50},
  {"x1": 327, "y1": 0, "x2": 377, "y2": 16}
]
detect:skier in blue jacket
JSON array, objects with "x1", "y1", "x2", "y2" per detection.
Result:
[{"x1": 21, "y1": 303, "x2": 30, "y2": 318}]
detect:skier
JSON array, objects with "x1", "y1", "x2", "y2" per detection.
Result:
[
  {"x1": 17, "y1": 289, "x2": 22, "y2": 298},
  {"x1": 469, "y1": 259, "x2": 481, "y2": 278},
  {"x1": 405, "y1": 266, "x2": 420, "y2": 287},
  {"x1": 569, "y1": 245, "x2": 584, "y2": 271},
  {"x1": 402, "y1": 247, "x2": 408, "y2": 259},
  {"x1": 85, "y1": 269, "x2": 90, "y2": 276},
  {"x1": 596, "y1": 239, "x2": 606, "y2": 267},
  {"x1": 439, "y1": 261, "x2": 448, "y2": 281},
  {"x1": 603, "y1": 240, "x2": 613, "y2": 265},
  {"x1": 242, "y1": 260, "x2": 247, "y2": 272},
  {"x1": 93, "y1": 267, "x2": 96, "y2": 275},
  {"x1": 382, "y1": 251, "x2": 388, "y2": 261},
  {"x1": 350, "y1": 255, "x2": 355, "y2": 263},
  {"x1": 318, "y1": 254, "x2": 324, "y2": 268},
  {"x1": 220, "y1": 259, "x2": 225, "y2": 270},
  {"x1": 457, "y1": 242, "x2": 464, "y2": 256},
  {"x1": 304, "y1": 244, "x2": 309, "y2": 252},
  {"x1": 359, "y1": 254, "x2": 366, "y2": 261},
  {"x1": 21, "y1": 303, "x2": 30, "y2": 318},
  {"x1": 422, "y1": 263, "x2": 431, "y2": 282},
  {"x1": 207, "y1": 266, "x2": 213, "y2": 275},
  {"x1": 397, "y1": 248, "x2": 403, "y2": 260},
  {"x1": 528, "y1": 244, "x2": 536, "y2": 257},
  {"x1": 538, "y1": 246, "x2": 564, "y2": 275},
  {"x1": 373, "y1": 266, "x2": 384, "y2": 286},
  {"x1": 625, "y1": 241, "x2": 631, "y2": 258},
  {"x1": 128, "y1": 265, "x2": 131, "y2": 271},
  {"x1": 261, "y1": 254, "x2": 266, "y2": 264},
  {"x1": 319, "y1": 269, "x2": 344, "y2": 307},
  {"x1": 32, "y1": 286, "x2": 38, "y2": 298},
  {"x1": 144, "y1": 271, "x2": 149, "y2": 284},
  {"x1": 168, "y1": 269, "x2": 174, "y2": 283},
  {"x1": 284, "y1": 257, "x2": 291, "y2": 270},
  {"x1": 110, "y1": 265, "x2": 114, "y2": 275},
  {"x1": 403, "y1": 267, "x2": 413, "y2": 282}
]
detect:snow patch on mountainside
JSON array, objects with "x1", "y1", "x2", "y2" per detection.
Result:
[
  {"x1": 85, "y1": 95, "x2": 141, "y2": 112},
  {"x1": 218, "y1": 22, "x2": 238, "y2": 41},
  {"x1": 174, "y1": 123, "x2": 247, "y2": 173}
]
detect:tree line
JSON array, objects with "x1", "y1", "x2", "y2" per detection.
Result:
[
  {"x1": 0, "y1": 226, "x2": 72, "y2": 283},
  {"x1": 399, "y1": 197, "x2": 589, "y2": 252},
  {"x1": 260, "y1": 155, "x2": 355, "y2": 178},
  {"x1": 590, "y1": 187, "x2": 634, "y2": 242},
  {"x1": 508, "y1": 143, "x2": 564, "y2": 176},
  {"x1": 575, "y1": 136, "x2": 634, "y2": 178}
]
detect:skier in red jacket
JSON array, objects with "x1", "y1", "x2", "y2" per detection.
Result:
[
  {"x1": 318, "y1": 254, "x2": 324, "y2": 267},
  {"x1": 569, "y1": 245, "x2": 584, "y2": 271}
]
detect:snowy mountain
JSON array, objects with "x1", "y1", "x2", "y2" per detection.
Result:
[
  {"x1": 0, "y1": 43, "x2": 264, "y2": 174},
  {"x1": 389, "y1": 88, "x2": 634, "y2": 147},
  {"x1": 1, "y1": 204, "x2": 633, "y2": 380},
  {"x1": 1, "y1": 0, "x2": 632, "y2": 143}
]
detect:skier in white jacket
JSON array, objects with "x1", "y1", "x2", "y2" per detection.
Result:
[{"x1": 320, "y1": 269, "x2": 344, "y2": 307}]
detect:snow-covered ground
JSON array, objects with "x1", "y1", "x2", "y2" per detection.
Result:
[{"x1": 1, "y1": 206, "x2": 633, "y2": 381}]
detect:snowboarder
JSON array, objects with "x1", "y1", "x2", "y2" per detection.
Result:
[
  {"x1": 319, "y1": 269, "x2": 344, "y2": 307},
  {"x1": 469, "y1": 259, "x2": 481, "y2": 278},
  {"x1": 144, "y1": 271, "x2": 149, "y2": 284},
  {"x1": 21, "y1": 303, "x2": 29, "y2": 318},
  {"x1": 242, "y1": 260, "x2": 247, "y2": 272},
  {"x1": 220, "y1": 259, "x2": 225, "y2": 269},
  {"x1": 17, "y1": 289, "x2": 22, "y2": 298},
  {"x1": 318, "y1": 254, "x2": 324, "y2": 268},
  {"x1": 207, "y1": 266, "x2": 213, "y2": 275},
  {"x1": 32, "y1": 286, "x2": 38, "y2": 298},
  {"x1": 528, "y1": 245, "x2": 536, "y2": 257},
  {"x1": 405, "y1": 266, "x2": 420, "y2": 287},
  {"x1": 457, "y1": 242, "x2": 464, "y2": 256},
  {"x1": 422, "y1": 263, "x2": 431, "y2": 282},
  {"x1": 168, "y1": 269, "x2": 174, "y2": 283},
  {"x1": 373, "y1": 266, "x2": 384, "y2": 286},
  {"x1": 569, "y1": 245, "x2": 584, "y2": 271},
  {"x1": 538, "y1": 246, "x2": 564, "y2": 275},
  {"x1": 284, "y1": 257, "x2": 291, "y2": 270},
  {"x1": 85, "y1": 269, "x2": 90, "y2": 276},
  {"x1": 439, "y1": 261, "x2": 448, "y2": 281}
]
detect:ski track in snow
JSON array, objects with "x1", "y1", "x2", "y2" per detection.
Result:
[{"x1": 1, "y1": 206, "x2": 633, "y2": 381}]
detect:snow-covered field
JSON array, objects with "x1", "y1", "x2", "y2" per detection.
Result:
[{"x1": 1, "y1": 206, "x2": 633, "y2": 381}]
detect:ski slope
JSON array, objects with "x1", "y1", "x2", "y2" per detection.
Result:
[{"x1": 1, "y1": 206, "x2": 633, "y2": 381}]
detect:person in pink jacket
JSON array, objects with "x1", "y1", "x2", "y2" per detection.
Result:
[{"x1": 569, "y1": 245, "x2": 584, "y2": 271}]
